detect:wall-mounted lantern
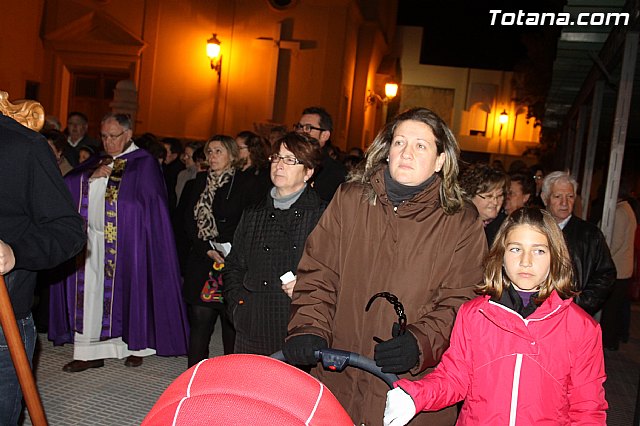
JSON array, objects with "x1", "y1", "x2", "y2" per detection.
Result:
[
  {"x1": 499, "y1": 109, "x2": 509, "y2": 125},
  {"x1": 367, "y1": 82, "x2": 399, "y2": 105},
  {"x1": 207, "y1": 33, "x2": 223, "y2": 83}
]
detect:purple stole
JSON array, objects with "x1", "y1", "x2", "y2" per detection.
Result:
[{"x1": 73, "y1": 158, "x2": 127, "y2": 340}]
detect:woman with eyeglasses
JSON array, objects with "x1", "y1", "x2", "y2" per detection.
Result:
[
  {"x1": 459, "y1": 162, "x2": 508, "y2": 246},
  {"x1": 180, "y1": 135, "x2": 260, "y2": 367},
  {"x1": 479, "y1": 170, "x2": 539, "y2": 248},
  {"x1": 281, "y1": 108, "x2": 487, "y2": 426},
  {"x1": 223, "y1": 132, "x2": 325, "y2": 355}
]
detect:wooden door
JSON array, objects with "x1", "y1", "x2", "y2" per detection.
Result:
[{"x1": 68, "y1": 70, "x2": 130, "y2": 139}]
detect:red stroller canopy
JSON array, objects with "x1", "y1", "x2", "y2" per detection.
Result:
[{"x1": 142, "y1": 354, "x2": 353, "y2": 425}]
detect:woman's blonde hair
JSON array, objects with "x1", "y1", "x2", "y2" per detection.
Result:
[
  {"x1": 348, "y1": 107, "x2": 464, "y2": 214},
  {"x1": 205, "y1": 134, "x2": 243, "y2": 170},
  {"x1": 478, "y1": 207, "x2": 575, "y2": 302}
]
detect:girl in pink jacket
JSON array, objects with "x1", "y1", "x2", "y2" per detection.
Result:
[{"x1": 384, "y1": 207, "x2": 607, "y2": 425}]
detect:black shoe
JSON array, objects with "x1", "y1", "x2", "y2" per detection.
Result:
[
  {"x1": 62, "y1": 359, "x2": 105, "y2": 372},
  {"x1": 124, "y1": 355, "x2": 143, "y2": 367}
]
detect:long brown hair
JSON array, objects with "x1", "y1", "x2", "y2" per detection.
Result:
[
  {"x1": 348, "y1": 107, "x2": 464, "y2": 214},
  {"x1": 478, "y1": 207, "x2": 575, "y2": 302}
]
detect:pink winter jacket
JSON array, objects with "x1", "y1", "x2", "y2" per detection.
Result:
[{"x1": 395, "y1": 291, "x2": 607, "y2": 425}]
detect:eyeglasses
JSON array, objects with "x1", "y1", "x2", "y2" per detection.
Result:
[
  {"x1": 237, "y1": 145, "x2": 249, "y2": 150},
  {"x1": 269, "y1": 154, "x2": 302, "y2": 165},
  {"x1": 476, "y1": 192, "x2": 505, "y2": 202},
  {"x1": 293, "y1": 123, "x2": 326, "y2": 133},
  {"x1": 533, "y1": 175, "x2": 544, "y2": 180},
  {"x1": 101, "y1": 130, "x2": 126, "y2": 141}
]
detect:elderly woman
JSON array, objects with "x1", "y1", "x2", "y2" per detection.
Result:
[
  {"x1": 282, "y1": 107, "x2": 487, "y2": 426},
  {"x1": 223, "y1": 132, "x2": 325, "y2": 355},
  {"x1": 480, "y1": 170, "x2": 536, "y2": 247},
  {"x1": 181, "y1": 135, "x2": 259, "y2": 367},
  {"x1": 460, "y1": 162, "x2": 507, "y2": 246}
]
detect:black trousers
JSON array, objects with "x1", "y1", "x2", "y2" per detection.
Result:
[
  {"x1": 600, "y1": 278, "x2": 631, "y2": 349},
  {"x1": 186, "y1": 303, "x2": 235, "y2": 368}
]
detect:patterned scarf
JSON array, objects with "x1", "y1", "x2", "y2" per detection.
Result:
[{"x1": 194, "y1": 168, "x2": 234, "y2": 241}]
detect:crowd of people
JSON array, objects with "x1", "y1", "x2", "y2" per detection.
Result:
[{"x1": 1, "y1": 103, "x2": 639, "y2": 425}]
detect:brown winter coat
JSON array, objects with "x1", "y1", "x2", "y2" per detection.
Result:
[{"x1": 288, "y1": 167, "x2": 487, "y2": 425}]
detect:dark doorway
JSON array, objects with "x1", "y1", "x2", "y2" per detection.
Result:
[{"x1": 68, "y1": 70, "x2": 130, "y2": 139}]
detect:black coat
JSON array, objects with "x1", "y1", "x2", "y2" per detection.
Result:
[
  {"x1": 0, "y1": 115, "x2": 85, "y2": 319},
  {"x1": 62, "y1": 135, "x2": 100, "y2": 167},
  {"x1": 223, "y1": 186, "x2": 326, "y2": 355},
  {"x1": 181, "y1": 170, "x2": 259, "y2": 306},
  {"x1": 311, "y1": 146, "x2": 347, "y2": 202},
  {"x1": 484, "y1": 210, "x2": 506, "y2": 248},
  {"x1": 163, "y1": 159, "x2": 186, "y2": 211},
  {"x1": 562, "y1": 215, "x2": 616, "y2": 315},
  {"x1": 238, "y1": 165, "x2": 272, "y2": 202}
]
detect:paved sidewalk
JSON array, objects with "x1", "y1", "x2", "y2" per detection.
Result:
[{"x1": 23, "y1": 332, "x2": 222, "y2": 426}]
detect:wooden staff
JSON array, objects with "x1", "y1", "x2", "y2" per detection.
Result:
[{"x1": 0, "y1": 275, "x2": 48, "y2": 425}]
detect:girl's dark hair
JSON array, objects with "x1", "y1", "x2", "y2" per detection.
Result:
[
  {"x1": 41, "y1": 129, "x2": 67, "y2": 153},
  {"x1": 237, "y1": 130, "x2": 269, "y2": 169},
  {"x1": 192, "y1": 147, "x2": 206, "y2": 164},
  {"x1": 509, "y1": 172, "x2": 536, "y2": 199}
]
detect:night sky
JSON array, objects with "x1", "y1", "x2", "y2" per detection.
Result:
[{"x1": 397, "y1": 0, "x2": 566, "y2": 71}]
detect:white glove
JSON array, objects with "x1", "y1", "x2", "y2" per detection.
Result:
[{"x1": 384, "y1": 387, "x2": 416, "y2": 426}]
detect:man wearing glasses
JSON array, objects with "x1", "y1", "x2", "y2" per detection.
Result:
[
  {"x1": 294, "y1": 106, "x2": 347, "y2": 202},
  {"x1": 49, "y1": 113, "x2": 189, "y2": 372}
]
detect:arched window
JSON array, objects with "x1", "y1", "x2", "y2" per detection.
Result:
[{"x1": 469, "y1": 102, "x2": 490, "y2": 136}]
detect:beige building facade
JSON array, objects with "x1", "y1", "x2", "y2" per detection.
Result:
[
  {"x1": 1, "y1": 0, "x2": 399, "y2": 151},
  {"x1": 395, "y1": 26, "x2": 541, "y2": 166},
  {"x1": 1, "y1": 1, "x2": 541, "y2": 161}
]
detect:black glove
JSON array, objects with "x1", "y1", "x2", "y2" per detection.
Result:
[
  {"x1": 374, "y1": 324, "x2": 420, "y2": 373},
  {"x1": 282, "y1": 334, "x2": 328, "y2": 366}
]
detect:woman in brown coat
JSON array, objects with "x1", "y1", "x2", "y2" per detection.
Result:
[{"x1": 283, "y1": 107, "x2": 488, "y2": 425}]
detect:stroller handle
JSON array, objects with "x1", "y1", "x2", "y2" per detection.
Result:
[{"x1": 271, "y1": 348, "x2": 399, "y2": 389}]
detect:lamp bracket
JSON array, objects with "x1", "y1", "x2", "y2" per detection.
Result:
[
  {"x1": 210, "y1": 56, "x2": 223, "y2": 83},
  {"x1": 366, "y1": 90, "x2": 387, "y2": 106}
]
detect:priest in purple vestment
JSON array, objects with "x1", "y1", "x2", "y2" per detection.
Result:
[{"x1": 48, "y1": 113, "x2": 189, "y2": 372}]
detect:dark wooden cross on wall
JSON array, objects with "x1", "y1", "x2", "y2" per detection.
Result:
[{"x1": 256, "y1": 18, "x2": 316, "y2": 124}]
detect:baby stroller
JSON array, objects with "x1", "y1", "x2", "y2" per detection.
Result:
[{"x1": 142, "y1": 349, "x2": 398, "y2": 425}]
